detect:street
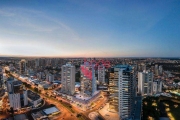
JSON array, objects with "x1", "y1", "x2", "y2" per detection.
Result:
[{"x1": 6, "y1": 71, "x2": 108, "y2": 120}]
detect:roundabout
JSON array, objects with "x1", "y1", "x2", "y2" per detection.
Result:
[{"x1": 88, "y1": 112, "x2": 99, "y2": 120}]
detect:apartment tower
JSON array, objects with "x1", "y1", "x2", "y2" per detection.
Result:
[
  {"x1": 138, "y1": 71, "x2": 153, "y2": 96},
  {"x1": 7, "y1": 79, "x2": 28, "y2": 110},
  {"x1": 80, "y1": 62, "x2": 97, "y2": 97},
  {"x1": 61, "y1": 63, "x2": 75, "y2": 95},
  {"x1": 19, "y1": 59, "x2": 26, "y2": 75},
  {"x1": 109, "y1": 65, "x2": 135, "y2": 120},
  {"x1": 98, "y1": 64, "x2": 105, "y2": 84}
]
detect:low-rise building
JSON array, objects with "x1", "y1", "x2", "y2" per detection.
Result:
[
  {"x1": 31, "y1": 111, "x2": 49, "y2": 120},
  {"x1": 8, "y1": 114, "x2": 28, "y2": 120},
  {"x1": 38, "y1": 82, "x2": 52, "y2": 90},
  {"x1": 27, "y1": 90, "x2": 42, "y2": 108},
  {"x1": 72, "y1": 91, "x2": 101, "y2": 111},
  {"x1": 31, "y1": 106, "x2": 60, "y2": 120},
  {"x1": 43, "y1": 106, "x2": 60, "y2": 116}
]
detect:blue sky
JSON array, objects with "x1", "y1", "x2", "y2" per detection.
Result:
[{"x1": 0, "y1": 0, "x2": 180, "y2": 57}]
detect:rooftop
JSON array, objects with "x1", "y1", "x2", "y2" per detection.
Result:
[
  {"x1": 39, "y1": 81, "x2": 48, "y2": 85},
  {"x1": 114, "y1": 64, "x2": 132, "y2": 68},
  {"x1": 75, "y1": 84, "x2": 80, "y2": 87},
  {"x1": 13, "y1": 80, "x2": 22, "y2": 86},
  {"x1": 73, "y1": 91, "x2": 100, "y2": 104},
  {"x1": 27, "y1": 90, "x2": 41, "y2": 101},
  {"x1": 32, "y1": 111, "x2": 48, "y2": 120},
  {"x1": 42, "y1": 106, "x2": 60, "y2": 115},
  {"x1": 113, "y1": 65, "x2": 132, "y2": 71},
  {"x1": 75, "y1": 94, "x2": 91, "y2": 101},
  {"x1": 39, "y1": 82, "x2": 52, "y2": 89},
  {"x1": 32, "y1": 80, "x2": 41, "y2": 84},
  {"x1": 8, "y1": 114, "x2": 28, "y2": 120},
  {"x1": 7, "y1": 77, "x2": 14, "y2": 81}
]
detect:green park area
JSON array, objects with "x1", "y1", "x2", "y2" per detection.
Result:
[
  {"x1": 162, "y1": 100, "x2": 180, "y2": 120},
  {"x1": 143, "y1": 97, "x2": 160, "y2": 120},
  {"x1": 143, "y1": 96, "x2": 180, "y2": 120}
]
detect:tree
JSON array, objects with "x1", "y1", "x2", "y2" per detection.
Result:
[
  {"x1": 23, "y1": 82, "x2": 27, "y2": 86},
  {"x1": 38, "y1": 90, "x2": 41, "y2": 93},
  {"x1": 27, "y1": 84, "x2": 31, "y2": 88},
  {"x1": 76, "y1": 114, "x2": 81, "y2": 117},
  {"x1": 143, "y1": 97, "x2": 160, "y2": 120},
  {"x1": 174, "y1": 79, "x2": 180, "y2": 83},
  {"x1": 34, "y1": 87, "x2": 38, "y2": 93},
  {"x1": 75, "y1": 65, "x2": 80, "y2": 68}
]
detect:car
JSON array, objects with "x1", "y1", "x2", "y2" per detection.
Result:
[{"x1": 99, "y1": 106, "x2": 103, "y2": 109}]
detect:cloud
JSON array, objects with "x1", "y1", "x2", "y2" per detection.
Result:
[
  {"x1": 0, "y1": 7, "x2": 83, "y2": 42},
  {"x1": 0, "y1": 7, "x2": 88, "y2": 57},
  {"x1": 0, "y1": 9, "x2": 15, "y2": 16},
  {"x1": 41, "y1": 15, "x2": 83, "y2": 42},
  {"x1": 0, "y1": 6, "x2": 101, "y2": 43}
]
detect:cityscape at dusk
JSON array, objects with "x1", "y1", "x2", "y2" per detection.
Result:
[{"x1": 1, "y1": 1, "x2": 180, "y2": 120}]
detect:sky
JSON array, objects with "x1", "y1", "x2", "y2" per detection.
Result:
[{"x1": 0, "y1": 0, "x2": 180, "y2": 57}]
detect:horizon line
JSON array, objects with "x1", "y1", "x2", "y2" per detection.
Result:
[{"x1": 0, "y1": 55, "x2": 180, "y2": 59}]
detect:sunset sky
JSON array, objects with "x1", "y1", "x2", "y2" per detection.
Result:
[{"x1": 0, "y1": 0, "x2": 180, "y2": 57}]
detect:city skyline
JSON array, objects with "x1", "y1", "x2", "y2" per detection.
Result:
[{"x1": 0, "y1": 0, "x2": 180, "y2": 57}]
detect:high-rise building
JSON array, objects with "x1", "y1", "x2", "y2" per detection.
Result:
[
  {"x1": 39, "y1": 58, "x2": 46, "y2": 67},
  {"x1": 7, "y1": 79, "x2": 28, "y2": 110},
  {"x1": 109, "y1": 65, "x2": 135, "y2": 120},
  {"x1": 98, "y1": 64, "x2": 105, "y2": 84},
  {"x1": 61, "y1": 63, "x2": 75, "y2": 95},
  {"x1": 35, "y1": 59, "x2": 39, "y2": 68},
  {"x1": 159, "y1": 65, "x2": 163, "y2": 75},
  {"x1": 138, "y1": 71, "x2": 153, "y2": 96},
  {"x1": 37, "y1": 72, "x2": 43, "y2": 80},
  {"x1": 0, "y1": 66, "x2": 2, "y2": 74},
  {"x1": 46, "y1": 59, "x2": 51, "y2": 66},
  {"x1": 142, "y1": 64, "x2": 146, "y2": 71},
  {"x1": 46, "y1": 73, "x2": 54, "y2": 82},
  {"x1": 153, "y1": 79, "x2": 162, "y2": 94},
  {"x1": 0, "y1": 74, "x2": 3, "y2": 88},
  {"x1": 8, "y1": 94, "x2": 21, "y2": 109},
  {"x1": 154, "y1": 64, "x2": 159, "y2": 76},
  {"x1": 80, "y1": 62, "x2": 97, "y2": 97},
  {"x1": 27, "y1": 69, "x2": 35, "y2": 76},
  {"x1": 26, "y1": 60, "x2": 35, "y2": 69},
  {"x1": 19, "y1": 59, "x2": 26, "y2": 75},
  {"x1": 49, "y1": 74, "x2": 54, "y2": 82}
]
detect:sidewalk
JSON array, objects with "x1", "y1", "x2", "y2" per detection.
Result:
[{"x1": 98, "y1": 103, "x2": 119, "y2": 120}]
